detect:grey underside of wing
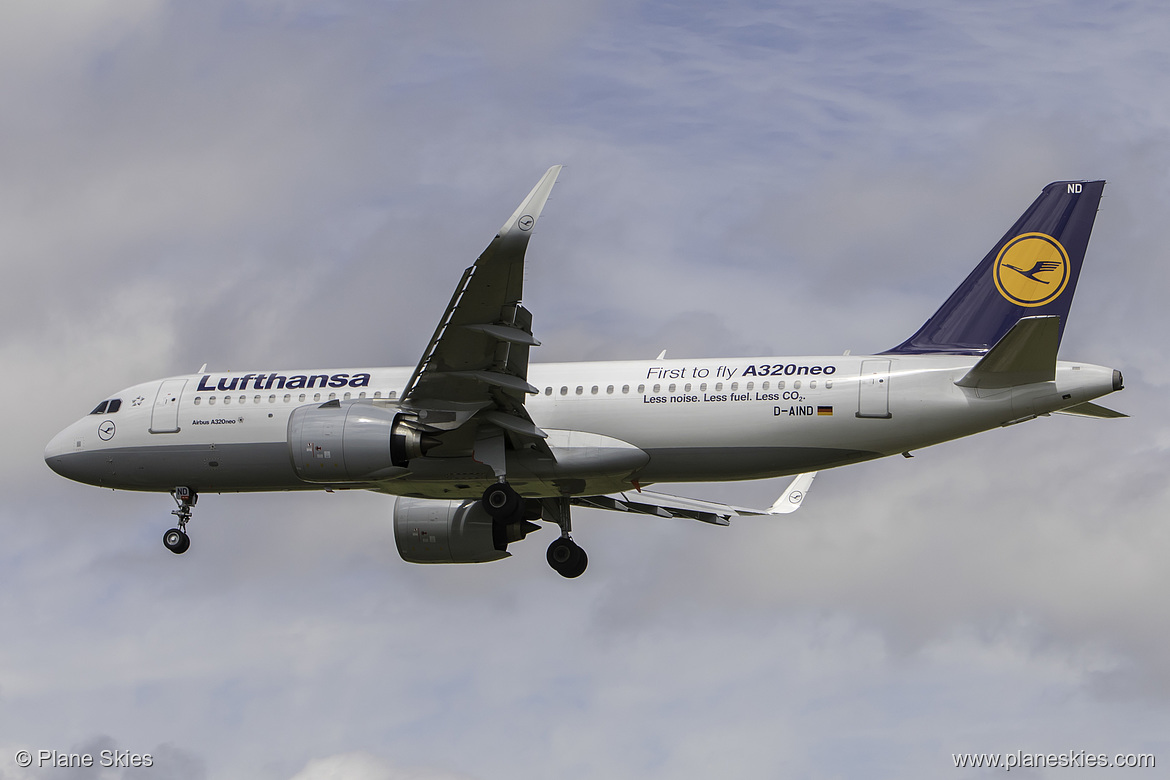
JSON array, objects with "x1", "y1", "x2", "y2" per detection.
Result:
[
  {"x1": 573, "y1": 491, "x2": 737, "y2": 526},
  {"x1": 400, "y1": 166, "x2": 562, "y2": 459}
]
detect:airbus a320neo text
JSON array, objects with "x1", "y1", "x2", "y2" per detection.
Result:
[{"x1": 46, "y1": 168, "x2": 1125, "y2": 577}]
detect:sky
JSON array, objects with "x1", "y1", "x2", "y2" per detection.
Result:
[{"x1": 2, "y1": 1, "x2": 1169, "y2": 777}]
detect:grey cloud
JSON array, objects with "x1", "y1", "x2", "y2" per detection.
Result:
[{"x1": 5, "y1": 1, "x2": 1170, "y2": 778}]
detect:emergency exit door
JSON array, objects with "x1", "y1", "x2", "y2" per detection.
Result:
[{"x1": 856, "y1": 359, "x2": 892, "y2": 419}]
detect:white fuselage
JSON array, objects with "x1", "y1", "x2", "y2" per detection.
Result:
[{"x1": 45, "y1": 354, "x2": 1120, "y2": 499}]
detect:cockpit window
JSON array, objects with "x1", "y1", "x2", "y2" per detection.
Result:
[
  {"x1": 107, "y1": 399, "x2": 122, "y2": 413},
  {"x1": 90, "y1": 401, "x2": 109, "y2": 415},
  {"x1": 89, "y1": 399, "x2": 122, "y2": 415}
]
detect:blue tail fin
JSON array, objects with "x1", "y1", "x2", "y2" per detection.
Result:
[{"x1": 886, "y1": 180, "x2": 1105, "y2": 355}]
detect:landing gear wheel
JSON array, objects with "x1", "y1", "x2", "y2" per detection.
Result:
[
  {"x1": 547, "y1": 537, "x2": 588, "y2": 578},
  {"x1": 163, "y1": 527, "x2": 191, "y2": 554},
  {"x1": 482, "y1": 482, "x2": 521, "y2": 519}
]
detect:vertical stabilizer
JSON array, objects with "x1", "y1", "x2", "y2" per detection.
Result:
[{"x1": 886, "y1": 180, "x2": 1104, "y2": 354}]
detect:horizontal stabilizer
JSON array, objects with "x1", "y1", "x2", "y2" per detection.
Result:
[
  {"x1": 955, "y1": 316, "x2": 1059, "y2": 389},
  {"x1": 1055, "y1": 401, "x2": 1129, "y2": 419}
]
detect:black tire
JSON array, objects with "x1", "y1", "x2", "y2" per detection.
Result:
[
  {"x1": 482, "y1": 482, "x2": 520, "y2": 519},
  {"x1": 163, "y1": 528, "x2": 190, "y2": 554},
  {"x1": 547, "y1": 537, "x2": 588, "y2": 578},
  {"x1": 561, "y1": 547, "x2": 588, "y2": 579}
]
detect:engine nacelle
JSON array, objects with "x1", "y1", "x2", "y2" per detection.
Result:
[
  {"x1": 288, "y1": 400, "x2": 431, "y2": 483},
  {"x1": 394, "y1": 497, "x2": 540, "y2": 564}
]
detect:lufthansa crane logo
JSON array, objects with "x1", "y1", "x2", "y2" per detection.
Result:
[{"x1": 992, "y1": 232, "x2": 1071, "y2": 307}]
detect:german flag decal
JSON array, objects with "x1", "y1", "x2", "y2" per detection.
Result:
[{"x1": 817, "y1": 406, "x2": 833, "y2": 416}]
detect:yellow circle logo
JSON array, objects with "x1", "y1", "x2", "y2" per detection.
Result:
[{"x1": 993, "y1": 232, "x2": 1070, "y2": 307}]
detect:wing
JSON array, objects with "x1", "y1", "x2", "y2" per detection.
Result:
[
  {"x1": 399, "y1": 166, "x2": 562, "y2": 471},
  {"x1": 572, "y1": 473, "x2": 818, "y2": 525}
]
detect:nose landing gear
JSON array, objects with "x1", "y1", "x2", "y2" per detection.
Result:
[{"x1": 163, "y1": 487, "x2": 196, "y2": 554}]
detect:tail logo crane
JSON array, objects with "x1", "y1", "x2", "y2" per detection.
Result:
[{"x1": 993, "y1": 232, "x2": 1070, "y2": 307}]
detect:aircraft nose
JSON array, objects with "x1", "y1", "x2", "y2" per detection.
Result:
[{"x1": 44, "y1": 425, "x2": 79, "y2": 478}]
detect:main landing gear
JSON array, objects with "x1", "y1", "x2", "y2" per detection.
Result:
[
  {"x1": 543, "y1": 495, "x2": 587, "y2": 579},
  {"x1": 480, "y1": 483, "x2": 588, "y2": 578},
  {"x1": 547, "y1": 536, "x2": 587, "y2": 579},
  {"x1": 163, "y1": 486, "x2": 196, "y2": 554}
]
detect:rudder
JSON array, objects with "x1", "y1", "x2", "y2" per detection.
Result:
[{"x1": 886, "y1": 180, "x2": 1105, "y2": 355}]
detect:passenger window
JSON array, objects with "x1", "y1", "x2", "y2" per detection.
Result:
[
  {"x1": 668, "y1": 384, "x2": 676, "y2": 393},
  {"x1": 606, "y1": 385, "x2": 614, "y2": 394},
  {"x1": 298, "y1": 394, "x2": 306, "y2": 402},
  {"x1": 283, "y1": 394, "x2": 291, "y2": 403},
  {"x1": 545, "y1": 387, "x2": 552, "y2": 396},
  {"x1": 793, "y1": 380, "x2": 801, "y2": 390},
  {"x1": 653, "y1": 384, "x2": 661, "y2": 393},
  {"x1": 826, "y1": 380, "x2": 833, "y2": 389},
  {"x1": 622, "y1": 385, "x2": 630, "y2": 394},
  {"x1": 194, "y1": 397, "x2": 202, "y2": 406},
  {"x1": 313, "y1": 393, "x2": 321, "y2": 402},
  {"x1": 90, "y1": 401, "x2": 109, "y2": 415},
  {"x1": 209, "y1": 397, "x2": 217, "y2": 405},
  {"x1": 809, "y1": 380, "x2": 817, "y2": 389},
  {"x1": 374, "y1": 391, "x2": 382, "y2": 398},
  {"x1": 684, "y1": 384, "x2": 691, "y2": 392},
  {"x1": 591, "y1": 386, "x2": 599, "y2": 395},
  {"x1": 700, "y1": 383, "x2": 707, "y2": 392},
  {"x1": 575, "y1": 386, "x2": 583, "y2": 395},
  {"x1": 254, "y1": 395, "x2": 261, "y2": 404},
  {"x1": 638, "y1": 384, "x2": 645, "y2": 393},
  {"x1": 746, "y1": 382, "x2": 753, "y2": 391},
  {"x1": 389, "y1": 391, "x2": 397, "y2": 399},
  {"x1": 224, "y1": 396, "x2": 232, "y2": 405},
  {"x1": 731, "y1": 382, "x2": 738, "y2": 391},
  {"x1": 715, "y1": 383, "x2": 723, "y2": 391},
  {"x1": 269, "y1": 395, "x2": 276, "y2": 403},
  {"x1": 560, "y1": 386, "x2": 568, "y2": 396}
]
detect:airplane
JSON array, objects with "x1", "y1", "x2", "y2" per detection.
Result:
[{"x1": 45, "y1": 168, "x2": 1125, "y2": 577}]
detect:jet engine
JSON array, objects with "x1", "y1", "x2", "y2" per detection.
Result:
[
  {"x1": 287, "y1": 400, "x2": 434, "y2": 482},
  {"x1": 394, "y1": 496, "x2": 541, "y2": 564}
]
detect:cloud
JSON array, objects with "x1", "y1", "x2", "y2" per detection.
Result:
[
  {"x1": 288, "y1": 753, "x2": 476, "y2": 780},
  {"x1": 4, "y1": 1, "x2": 1170, "y2": 779}
]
